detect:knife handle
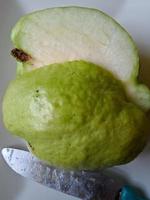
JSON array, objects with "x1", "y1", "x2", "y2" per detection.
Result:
[{"x1": 120, "y1": 186, "x2": 149, "y2": 200}]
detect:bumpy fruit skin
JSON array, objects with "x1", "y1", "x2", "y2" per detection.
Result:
[{"x1": 3, "y1": 61, "x2": 148, "y2": 170}]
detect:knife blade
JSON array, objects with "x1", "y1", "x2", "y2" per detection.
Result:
[{"x1": 1, "y1": 148, "x2": 148, "y2": 200}]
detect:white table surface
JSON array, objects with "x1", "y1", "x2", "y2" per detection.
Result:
[{"x1": 0, "y1": 0, "x2": 150, "y2": 199}]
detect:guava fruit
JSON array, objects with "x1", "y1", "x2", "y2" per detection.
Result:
[
  {"x1": 3, "y1": 7, "x2": 150, "y2": 169},
  {"x1": 3, "y1": 61, "x2": 148, "y2": 170},
  {"x1": 11, "y1": 7, "x2": 150, "y2": 110}
]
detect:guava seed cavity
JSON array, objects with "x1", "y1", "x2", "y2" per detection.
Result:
[{"x1": 11, "y1": 48, "x2": 31, "y2": 62}]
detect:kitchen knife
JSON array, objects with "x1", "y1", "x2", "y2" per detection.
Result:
[{"x1": 1, "y1": 148, "x2": 148, "y2": 200}]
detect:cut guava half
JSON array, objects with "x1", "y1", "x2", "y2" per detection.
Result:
[{"x1": 11, "y1": 7, "x2": 150, "y2": 110}]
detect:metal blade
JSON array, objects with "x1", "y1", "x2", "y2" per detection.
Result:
[{"x1": 2, "y1": 148, "x2": 122, "y2": 200}]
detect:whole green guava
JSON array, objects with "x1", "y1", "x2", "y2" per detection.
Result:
[{"x1": 3, "y1": 61, "x2": 148, "y2": 169}]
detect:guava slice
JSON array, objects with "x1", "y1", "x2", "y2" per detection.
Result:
[
  {"x1": 11, "y1": 7, "x2": 150, "y2": 110},
  {"x1": 3, "y1": 61, "x2": 148, "y2": 170}
]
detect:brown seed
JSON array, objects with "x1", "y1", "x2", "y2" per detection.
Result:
[{"x1": 11, "y1": 48, "x2": 31, "y2": 62}]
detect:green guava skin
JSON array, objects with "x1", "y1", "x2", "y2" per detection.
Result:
[{"x1": 3, "y1": 61, "x2": 148, "y2": 170}]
